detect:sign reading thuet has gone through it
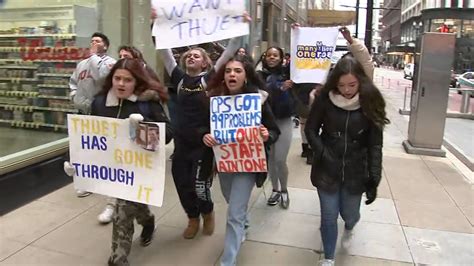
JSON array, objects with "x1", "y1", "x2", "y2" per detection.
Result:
[{"x1": 67, "y1": 115, "x2": 166, "y2": 207}]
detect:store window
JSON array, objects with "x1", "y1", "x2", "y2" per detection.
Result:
[
  {"x1": 430, "y1": 18, "x2": 446, "y2": 32},
  {"x1": 462, "y1": 19, "x2": 474, "y2": 38},
  {"x1": 0, "y1": 0, "x2": 100, "y2": 173}
]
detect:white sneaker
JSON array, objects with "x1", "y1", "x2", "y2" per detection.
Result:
[
  {"x1": 76, "y1": 190, "x2": 92, "y2": 198},
  {"x1": 97, "y1": 205, "x2": 115, "y2": 224},
  {"x1": 319, "y1": 259, "x2": 335, "y2": 266}
]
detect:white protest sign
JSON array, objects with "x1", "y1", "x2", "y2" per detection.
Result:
[
  {"x1": 67, "y1": 114, "x2": 166, "y2": 207},
  {"x1": 152, "y1": 0, "x2": 249, "y2": 49},
  {"x1": 290, "y1": 27, "x2": 339, "y2": 83},
  {"x1": 210, "y1": 93, "x2": 267, "y2": 173}
]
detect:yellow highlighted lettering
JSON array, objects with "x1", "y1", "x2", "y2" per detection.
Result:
[{"x1": 114, "y1": 148, "x2": 153, "y2": 169}]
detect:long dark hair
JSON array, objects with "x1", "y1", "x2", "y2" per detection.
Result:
[
  {"x1": 207, "y1": 55, "x2": 265, "y2": 97},
  {"x1": 101, "y1": 58, "x2": 168, "y2": 101},
  {"x1": 323, "y1": 56, "x2": 389, "y2": 128}
]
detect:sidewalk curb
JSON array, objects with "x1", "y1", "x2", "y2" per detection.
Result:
[{"x1": 443, "y1": 139, "x2": 474, "y2": 172}]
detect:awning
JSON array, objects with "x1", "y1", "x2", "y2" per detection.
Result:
[
  {"x1": 307, "y1": 10, "x2": 356, "y2": 26},
  {"x1": 386, "y1": 52, "x2": 406, "y2": 55}
]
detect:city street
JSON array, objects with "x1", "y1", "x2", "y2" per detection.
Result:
[
  {"x1": 375, "y1": 67, "x2": 474, "y2": 113},
  {"x1": 0, "y1": 67, "x2": 472, "y2": 266}
]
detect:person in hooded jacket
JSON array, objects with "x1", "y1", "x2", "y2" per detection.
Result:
[
  {"x1": 93, "y1": 58, "x2": 172, "y2": 266},
  {"x1": 305, "y1": 56, "x2": 389, "y2": 266},
  {"x1": 203, "y1": 55, "x2": 280, "y2": 266},
  {"x1": 257, "y1": 46, "x2": 294, "y2": 209}
]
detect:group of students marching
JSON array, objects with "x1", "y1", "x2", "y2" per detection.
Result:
[{"x1": 63, "y1": 12, "x2": 388, "y2": 266}]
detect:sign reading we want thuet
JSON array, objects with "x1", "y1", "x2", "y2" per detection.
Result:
[
  {"x1": 67, "y1": 115, "x2": 166, "y2": 207},
  {"x1": 152, "y1": 0, "x2": 249, "y2": 49},
  {"x1": 211, "y1": 93, "x2": 267, "y2": 173}
]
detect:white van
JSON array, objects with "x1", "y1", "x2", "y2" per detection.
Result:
[{"x1": 404, "y1": 63, "x2": 414, "y2": 79}]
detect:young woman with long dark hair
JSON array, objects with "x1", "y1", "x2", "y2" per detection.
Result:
[
  {"x1": 305, "y1": 56, "x2": 389, "y2": 266},
  {"x1": 91, "y1": 58, "x2": 172, "y2": 266},
  {"x1": 203, "y1": 55, "x2": 280, "y2": 266}
]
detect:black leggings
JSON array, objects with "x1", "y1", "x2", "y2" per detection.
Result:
[{"x1": 171, "y1": 147, "x2": 214, "y2": 218}]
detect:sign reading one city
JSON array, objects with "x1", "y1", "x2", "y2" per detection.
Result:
[
  {"x1": 290, "y1": 27, "x2": 339, "y2": 83},
  {"x1": 152, "y1": 0, "x2": 249, "y2": 49},
  {"x1": 67, "y1": 114, "x2": 166, "y2": 207},
  {"x1": 210, "y1": 93, "x2": 267, "y2": 172}
]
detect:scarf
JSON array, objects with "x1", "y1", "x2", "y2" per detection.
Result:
[{"x1": 329, "y1": 90, "x2": 361, "y2": 111}]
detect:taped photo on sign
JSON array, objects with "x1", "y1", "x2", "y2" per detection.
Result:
[{"x1": 136, "y1": 122, "x2": 160, "y2": 152}]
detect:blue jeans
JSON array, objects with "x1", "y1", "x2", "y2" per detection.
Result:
[
  {"x1": 317, "y1": 187, "x2": 362, "y2": 259},
  {"x1": 219, "y1": 172, "x2": 255, "y2": 266}
]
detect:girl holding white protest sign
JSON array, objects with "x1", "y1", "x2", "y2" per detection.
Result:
[
  {"x1": 156, "y1": 11, "x2": 252, "y2": 240},
  {"x1": 91, "y1": 58, "x2": 172, "y2": 266},
  {"x1": 257, "y1": 46, "x2": 294, "y2": 209},
  {"x1": 203, "y1": 55, "x2": 280, "y2": 266}
]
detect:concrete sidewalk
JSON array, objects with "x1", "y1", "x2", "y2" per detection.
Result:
[{"x1": 1, "y1": 71, "x2": 473, "y2": 265}]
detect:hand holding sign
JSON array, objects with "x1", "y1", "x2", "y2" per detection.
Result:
[
  {"x1": 291, "y1": 23, "x2": 301, "y2": 29},
  {"x1": 281, "y1": 80, "x2": 293, "y2": 91},
  {"x1": 340, "y1": 26, "x2": 353, "y2": 44},
  {"x1": 64, "y1": 161, "x2": 75, "y2": 177},
  {"x1": 203, "y1": 133, "x2": 218, "y2": 147},
  {"x1": 259, "y1": 125, "x2": 269, "y2": 142}
]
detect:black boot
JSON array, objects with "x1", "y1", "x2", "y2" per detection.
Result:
[
  {"x1": 306, "y1": 147, "x2": 313, "y2": 165},
  {"x1": 301, "y1": 143, "x2": 309, "y2": 158},
  {"x1": 140, "y1": 216, "x2": 155, "y2": 247}
]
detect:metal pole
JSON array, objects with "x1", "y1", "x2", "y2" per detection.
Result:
[
  {"x1": 403, "y1": 86, "x2": 408, "y2": 110},
  {"x1": 365, "y1": 0, "x2": 374, "y2": 52},
  {"x1": 355, "y1": 0, "x2": 360, "y2": 38},
  {"x1": 460, "y1": 90, "x2": 471, "y2": 113}
]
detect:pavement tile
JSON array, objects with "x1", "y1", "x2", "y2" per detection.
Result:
[
  {"x1": 421, "y1": 159, "x2": 474, "y2": 207},
  {"x1": 383, "y1": 156, "x2": 441, "y2": 185},
  {"x1": 253, "y1": 187, "x2": 320, "y2": 216},
  {"x1": 236, "y1": 241, "x2": 319, "y2": 266},
  {"x1": 0, "y1": 245, "x2": 101, "y2": 265},
  {"x1": 0, "y1": 238, "x2": 26, "y2": 262},
  {"x1": 30, "y1": 204, "x2": 115, "y2": 262},
  {"x1": 246, "y1": 208, "x2": 321, "y2": 251},
  {"x1": 0, "y1": 200, "x2": 83, "y2": 244},
  {"x1": 377, "y1": 174, "x2": 393, "y2": 199},
  {"x1": 404, "y1": 226, "x2": 474, "y2": 265},
  {"x1": 129, "y1": 224, "x2": 224, "y2": 266},
  {"x1": 460, "y1": 205, "x2": 474, "y2": 226},
  {"x1": 334, "y1": 254, "x2": 414, "y2": 266},
  {"x1": 395, "y1": 200, "x2": 472, "y2": 233},
  {"x1": 156, "y1": 200, "x2": 231, "y2": 236},
  {"x1": 335, "y1": 221, "x2": 412, "y2": 263},
  {"x1": 360, "y1": 197, "x2": 400, "y2": 225},
  {"x1": 36, "y1": 183, "x2": 104, "y2": 211},
  {"x1": 388, "y1": 179, "x2": 453, "y2": 205}
]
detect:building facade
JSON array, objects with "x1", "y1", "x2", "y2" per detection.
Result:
[{"x1": 400, "y1": 0, "x2": 474, "y2": 72}]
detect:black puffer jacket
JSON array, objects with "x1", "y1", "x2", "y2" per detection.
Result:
[
  {"x1": 304, "y1": 91, "x2": 383, "y2": 194},
  {"x1": 91, "y1": 93, "x2": 173, "y2": 144}
]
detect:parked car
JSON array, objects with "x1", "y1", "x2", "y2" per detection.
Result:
[
  {"x1": 403, "y1": 63, "x2": 414, "y2": 79},
  {"x1": 450, "y1": 70, "x2": 460, "y2": 88},
  {"x1": 457, "y1": 71, "x2": 474, "y2": 97}
]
